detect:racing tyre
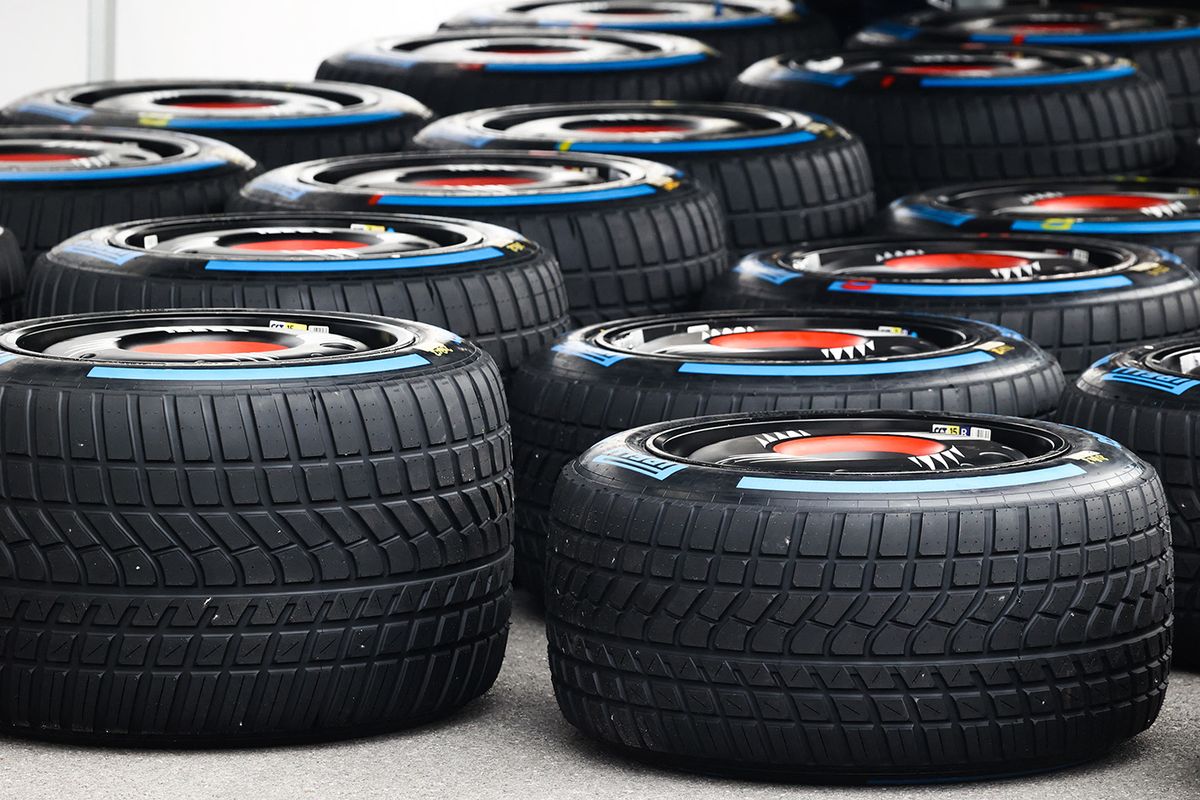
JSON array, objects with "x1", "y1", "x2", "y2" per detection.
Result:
[
  {"x1": 231, "y1": 150, "x2": 727, "y2": 324},
  {"x1": 0, "y1": 229, "x2": 26, "y2": 322},
  {"x1": 511, "y1": 309, "x2": 1064, "y2": 589},
  {"x1": 852, "y1": 5, "x2": 1200, "y2": 160},
  {"x1": 730, "y1": 46, "x2": 1175, "y2": 203},
  {"x1": 703, "y1": 235, "x2": 1200, "y2": 377},
  {"x1": 440, "y1": 0, "x2": 838, "y2": 71},
  {"x1": 0, "y1": 126, "x2": 257, "y2": 264},
  {"x1": 546, "y1": 410, "x2": 1171, "y2": 780},
  {"x1": 883, "y1": 178, "x2": 1200, "y2": 268},
  {"x1": 1060, "y1": 338, "x2": 1200, "y2": 666},
  {"x1": 0, "y1": 309, "x2": 513, "y2": 744},
  {"x1": 316, "y1": 29, "x2": 726, "y2": 115},
  {"x1": 3, "y1": 81, "x2": 433, "y2": 170},
  {"x1": 414, "y1": 102, "x2": 874, "y2": 253},
  {"x1": 26, "y1": 212, "x2": 569, "y2": 377}
]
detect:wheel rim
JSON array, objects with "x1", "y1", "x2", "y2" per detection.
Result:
[
  {"x1": 518, "y1": 0, "x2": 783, "y2": 24},
  {"x1": 935, "y1": 182, "x2": 1200, "y2": 220},
  {"x1": 386, "y1": 29, "x2": 685, "y2": 63},
  {"x1": 648, "y1": 415, "x2": 1060, "y2": 474},
  {"x1": 924, "y1": 8, "x2": 1186, "y2": 38},
  {"x1": 592, "y1": 314, "x2": 969, "y2": 360},
  {"x1": 778, "y1": 239, "x2": 1136, "y2": 283},
  {"x1": 6, "y1": 311, "x2": 417, "y2": 365},
  {"x1": 0, "y1": 131, "x2": 186, "y2": 173},
  {"x1": 345, "y1": 162, "x2": 604, "y2": 192},
  {"x1": 474, "y1": 103, "x2": 801, "y2": 142},
  {"x1": 65, "y1": 82, "x2": 372, "y2": 117},
  {"x1": 112, "y1": 216, "x2": 486, "y2": 259},
  {"x1": 794, "y1": 48, "x2": 1087, "y2": 80}
]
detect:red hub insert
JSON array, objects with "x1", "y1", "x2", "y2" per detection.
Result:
[
  {"x1": 1029, "y1": 194, "x2": 1170, "y2": 211},
  {"x1": 128, "y1": 339, "x2": 290, "y2": 355},
  {"x1": 897, "y1": 64, "x2": 999, "y2": 75},
  {"x1": 0, "y1": 152, "x2": 80, "y2": 162},
  {"x1": 708, "y1": 330, "x2": 866, "y2": 350},
  {"x1": 773, "y1": 434, "x2": 946, "y2": 458},
  {"x1": 413, "y1": 175, "x2": 538, "y2": 186},
  {"x1": 884, "y1": 252, "x2": 1030, "y2": 271},
  {"x1": 576, "y1": 122, "x2": 694, "y2": 134},
  {"x1": 229, "y1": 238, "x2": 370, "y2": 251}
]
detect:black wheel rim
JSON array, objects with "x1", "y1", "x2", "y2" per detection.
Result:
[
  {"x1": 64, "y1": 82, "x2": 374, "y2": 116},
  {"x1": 503, "y1": 0, "x2": 789, "y2": 25},
  {"x1": 0, "y1": 128, "x2": 197, "y2": 174},
  {"x1": 933, "y1": 182, "x2": 1200, "y2": 220},
  {"x1": 790, "y1": 47, "x2": 1102, "y2": 80}
]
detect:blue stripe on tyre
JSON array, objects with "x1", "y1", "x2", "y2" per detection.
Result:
[
  {"x1": 562, "y1": 129, "x2": 817, "y2": 154},
  {"x1": 677, "y1": 349, "x2": 994, "y2": 376},
  {"x1": 0, "y1": 159, "x2": 229, "y2": 182},
  {"x1": 919, "y1": 65, "x2": 1134, "y2": 88},
  {"x1": 1009, "y1": 219, "x2": 1200, "y2": 235},
  {"x1": 203, "y1": 246, "x2": 507, "y2": 272},
  {"x1": 968, "y1": 29, "x2": 1200, "y2": 45},
  {"x1": 736, "y1": 462, "x2": 1086, "y2": 494},
  {"x1": 898, "y1": 203, "x2": 975, "y2": 227},
  {"x1": 827, "y1": 274, "x2": 1134, "y2": 297},
  {"x1": 373, "y1": 184, "x2": 657, "y2": 207},
  {"x1": 86, "y1": 352, "x2": 431, "y2": 381},
  {"x1": 159, "y1": 112, "x2": 407, "y2": 130}
]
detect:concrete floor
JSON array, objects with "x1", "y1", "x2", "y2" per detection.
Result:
[{"x1": 1, "y1": 593, "x2": 1196, "y2": 800}]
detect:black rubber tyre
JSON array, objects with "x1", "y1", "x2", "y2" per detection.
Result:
[
  {"x1": 1059, "y1": 337, "x2": 1200, "y2": 666},
  {"x1": 882, "y1": 178, "x2": 1200, "y2": 268},
  {"x1": 545, "y1": 409, "x2": 1171, "y2": 780},
  {"x1": 511, "y1": 309, "x2": 1064, "y2": 590},
  {"x1": 3, "y1": 80, "x2": 433, "y2": 170},
  {"x1": 0, "y1": 309, "x2": 513, "y2": 745},
  {"x1": 413, "y1": 101, "x2": 875, "y2": 253},
  {"x1": 230, "y1": 150, "x2": 728, "y2": 324},
  {"x1": 852, "y1": 5, "x2": 1200, "y2": 161},
  {"x1": 729, "y1": 46, "x2": 1176, "y2": 203},
  {"x1": 316, "y1": 29, "x2": 725, "y2": 115},
  {"x1": 440, "y1": 0, "x2": 838, "y2": 71},
  {"x1": 0, "y1": 126, "x2": 258, "y2": 264},
  {"x1": 0, "y1": 228, "x2": 26, "y2": 322},
  {"x1": 702, "y1": 234, "x2": 1200, "y2": 377},
  {"x1": 26, "y1": 212, "x2": 569, "y2": 378}
]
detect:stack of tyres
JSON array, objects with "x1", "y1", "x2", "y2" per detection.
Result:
[
  {"x1": 439, "y1": 0, "x2": 838, "y2": 71},
  {"x1": 26, "y1": 212, "x2": 570, "y2": 378},
  {"x1": 316, "y1": 29, "x2": 726, "y2": 115},
  {"x1": 703, "y1": 234, "x2": 1200, "y2": 377},
  {"x1": 882, "y1": 178, "x2": 1200, "y2": 266},
  {"x1": 511, "y1": 309, "x2": 1064, "y2": 588},
  {"x1": 231, "y1": 150, "x2": 729, "y2": 324},
  {"x1": 0, "y1": 309, "x2": 513, "y2": 744},
  {"x1": 414, "y1": 101, "x2": 875, "y2": 253},
  {"x1": 730, "y1": 46, "x2": 1176, "y2": 203},
  {"x1": 0, "y1": 126, "x2": 257, "y2": 265},
  {"x1": 545, "y1": 409, "x2": 1172, "y2": 779},
  {"x1": 852, "y1": 4, "x2": 1200, "y2": 163},
  {"x1": 3, "y1": 80, "x2": 433, "y2": 170}
]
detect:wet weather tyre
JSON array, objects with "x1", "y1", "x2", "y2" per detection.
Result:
[
  {"x1": 26, "y1": 212, "x2": 570, "y2": 378},
  {"x1": 0, "y1": 229, "x2": 26, "y2": 321},
  {"x1": 439, "y1": 0, "x2": 838, "y2": 71},
  {"x1": 702, "y1": 235, "x2": 1200, "y2": 377},
  {"x1": 413, "y1": 102, "x2": 875, "y2": 253},
  {"x1": 882, "y1": 178, "x2": 1200, "y2": 268},
  {"x1": 510, "y1": 310, "x2": 1064, "y2": 590},
  {"x1": 730, "y1": 47, "x2": 1176, "y2": 202},
  {"x1": 0, "y1": 126, "x2": 258, "y2": 264},
  {"x1": 0, "y1": 309, "x2": 513, "y2": 745},
  {"x1": 1059, "y1": 339, "x2": 1200, "y2": 666},
  {"x1": 230, "y1": 151, "x2": 728, "y2": 325},
  {"x1": 3, "y1": 81, "x2": 434, "y2": 171},
  {"x1": 315, "y1": 30, "x2": 726, "y2": 115},
  {"x1": 545, "y1": 410, "x2": 1172, "y2": 780}
]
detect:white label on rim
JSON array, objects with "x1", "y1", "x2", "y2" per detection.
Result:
[
  {"x1": 1180, "y1": 352, "x2": 1200, "y2": 374},
  {"x1": 1071, "y1": 248, "x2": 1090, "y2": 262},
  {"x1": 351, "y1": 223, "x2": 385, "y2": 232},
  {"x1": 143, "y1": 234, "x2": 159, "y2": 248},
  {"x1": 931, "y1": 424, "x2": 991, "y2": 440}
]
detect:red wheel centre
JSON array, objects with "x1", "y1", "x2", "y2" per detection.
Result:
[
  {"x1": 228, "y1": 238, "x2": 370, "y2": 252},
  {"x1": 773, "y1": 434, "x2": 946, "y2": 457},
  {"x1": 707, "y1": 330, "x2": 866, "y2": 350},
  {"x1": 576, "y1": 122, "x2": 694, "y2": 134},
  {"x1": 0, "y1": 152, "x2": 81, "y2": 162},
  {"x1": 128, "y1": 339, "x2": 290, "y2": 355},
  {"x1": 412, "y1": 175, "x2": 539, "y2": 187},
  {"x1": 1030, "y1": 194, "x2": 1170, "y2": 211},
  {"x1": 884, "y1": 252, "x2": 1031, "y2": 271}
]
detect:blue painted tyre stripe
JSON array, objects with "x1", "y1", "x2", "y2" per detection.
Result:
[
  {"x1": 482, "y1": 53, "x2": 709, "y2": 72},
  {"x1": 969, "y1": 29, "x2": 1200, "y2": 45},
  {"x1": 677, "y1": 349, "x2": 993, "y2": 376},
  {"x1": 204, "y1": 246, "x2": 506, "y2": 272},
  {"x1": 1009, "y1": 219, "x2": 1200, "y2": 235},
  {"x1": 900, "y1": 204, "x2": 975, "y2": 227},
  {"x1": 87, "y1": 352, "x2": 430, "y2": 381},
  {"x1": 162, "y1": 111, "x2": 406, "y2": 130},
  {"x1": 563, "y1": 129, "x2": 816, "y2": 154},
  {"x1": 373, "y1": 184, "x2": 656, "y2": 207},
  {"x1": 0, "y1": 159, "x2": 228, "y2": 182},
  {"x1": 737, "y1": 463, "x2": 1086, "y2": 494},
  {"x1": 827, "y1": 274, "x2": 1133, "y2": 297},
  {"x1": 919, "y1": 66, "x2": 1134, "y2": 88}
]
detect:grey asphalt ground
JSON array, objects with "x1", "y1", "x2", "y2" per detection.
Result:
[{"x1": 1, "y1": 592, "x2": 1196, "y2": 800}]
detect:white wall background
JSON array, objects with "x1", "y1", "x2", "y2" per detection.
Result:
[{"x1": 0, "y1": 0, "x2": 484, "y2": 104}]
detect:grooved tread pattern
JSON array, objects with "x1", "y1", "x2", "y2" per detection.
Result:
[
  {"x1": 0, "y1": 169, "x2": 256, "y2": 266},
  {"x1": 26, "y1": 247, "x2": 569, "y2": 378},
  {"x1": 315, "y1": 59, "x2": 728, "y2": 116},
  {"x1": 0, "y1": 229, "x2": 26, "y2": 322},
  {"x1": 543, "y1": 457, "x2": 1172, "y2": 778},
  {"x1": 730, "y1": 74, "x2": 1176, "y2": 204},
  {"x1": 701, "y1": 268, "x2": 1200, "y2": 377},
  {"x1": 232, "y1": 180, "x2": 729, "y2": 327},
  {"x1": 1059, "y1": 380, "x2": 1200, "y2": 665},
  {"x1": 510, "y1": 351, "x2": 1065, "y2": 591},
  {"x1": 0, "y1": 348, "x2": 515, "y2": 742}
]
